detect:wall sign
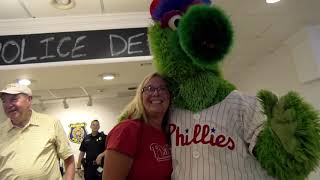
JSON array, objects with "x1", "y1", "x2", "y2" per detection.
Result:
[
  {"x1": 69, "y1": 122, "x2": 87, "y2": 144},
  {"x1": 0, "y1": 27, "x2": 150, "y2": 66}
]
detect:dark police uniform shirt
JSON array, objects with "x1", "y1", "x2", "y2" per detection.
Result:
[{"x1": 79, "y1": 132, "x2": 106, "y2": 162}]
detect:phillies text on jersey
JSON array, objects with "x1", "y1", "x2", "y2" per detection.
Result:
[{"x1": 170, "y1": 90, "x2": 274, "y2": 180}]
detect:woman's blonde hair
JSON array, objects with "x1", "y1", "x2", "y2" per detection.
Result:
[{"x1": 118, "y1": 72, "x2": 167, "y2": 123}]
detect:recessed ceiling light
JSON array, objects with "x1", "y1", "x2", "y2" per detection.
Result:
[
  {"x1": 51, "y1": 0, "x2": 75, "y2": 10},
  {"x1": 56, "y1": 0, "x2": 71, "y2": 5},
  {"x1": 103, "y1": 74, "x2": 115, "y2": 80},
  {"x1": 266, "y1": 0, "x2": 281, "y2": 3},
  {"x1": 17, "y1": 79, "x2": 31, "y2": 86},
  {"x1": 100, "y1": 73, "x2": 118, "y2": 81}
]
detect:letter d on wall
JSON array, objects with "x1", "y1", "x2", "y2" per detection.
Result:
[{"x1": 109, "y1": 34, "x2": 127, "y2": 57}]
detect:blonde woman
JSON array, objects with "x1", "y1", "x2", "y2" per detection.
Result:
[{"x1": 103, "y1": 73, "x2": 172, "y2": 180}]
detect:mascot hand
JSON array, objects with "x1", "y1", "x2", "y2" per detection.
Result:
[
  {"x1": 257, "y1": 90, "x2": 320, "y2": 179},
  {"x1": 271, "y1": 98, "x2": 298, "y2": 154},
  {"x1": 258, "y1": 90, "x2": 299, "y2": 154}
]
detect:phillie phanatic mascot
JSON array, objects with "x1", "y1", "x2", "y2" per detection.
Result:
[{"x1": 148, "y1": 0, "x2": 320, "y2": 179}]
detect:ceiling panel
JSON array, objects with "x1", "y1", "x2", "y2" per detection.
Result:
[
  {"x1": 85, "y1": 83, "x2": 137, "y2": 98},
  {"x1": 232, "y1": 15, "x2": 274, "y2": 39},
  {"x1": 33, "y1": 89, "x2": 56, "y2": 99},
  {"x1": 0, "y1": 60, "x2": 154, "y2": 90},
  {"x1": 22, "y1": 0, "x2": 102, "y2": 18},
  {"x1": 49, "y1": 87, "x2": 87, "y2": 98},
  {"x1": 102, "y1": 0, "x2": 151, "y2": 13},
  {"x1": 84, "y1": 85, "x2": 116, "y2": 97},
  {"x1": 232, "y1": 0, "x2": 287, "y2": 16},
  {"x1": 117, "y1": 90, "x2": 135, "y2": 98},
  {"x1": 214, "y1": 0, "x2": 242, "y2": 15},
  {"x1": 84, "y1": 84, "x2": 135, "y2": 95},
  {"x1": 0, "y1": 0, "x2": 30, "y2": 19}
]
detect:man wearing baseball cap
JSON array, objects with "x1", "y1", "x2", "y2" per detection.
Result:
[{"x1": 0, "y1": 83, "x2": 75, "y2": 180}]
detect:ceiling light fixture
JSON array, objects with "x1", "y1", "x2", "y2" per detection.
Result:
[
  {"x1": 266, "y1": 0, "x2": 281, "y2": 3},
  {"x1": 17, "y1": 79, "x2": 31, "y2": 86},
  {"x1": 39, "y1": 100, "x2": 47, "y2": 111},
  {"x1": 102, "y1": 74, "x2": 116, "y2": 80},
  {"x1": 56, "y1": 0, "x2": 71, "y2": 5},
  {"x1": 40, "y1": 95, "x2": 94, "y2": 109},
  {"x1": 87, "y1": 96, "x2": 93, "y2": 106},
  {"x1": 51, "y1": 0, "x2": 75, "y2": 10},
  {"x1": 63, "y1": 98, "x2": 69, "y2": 109}
]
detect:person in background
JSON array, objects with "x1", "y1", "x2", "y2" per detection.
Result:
[
  {"x1": 77, "y1": 119, "x2": 106, "y2": 180},
  {"x1": 0, "y1": 83, "x2": 75, "y2": 180},
  {"x1": 103, "y1": 72, "x2": 172, "y2": 180}
]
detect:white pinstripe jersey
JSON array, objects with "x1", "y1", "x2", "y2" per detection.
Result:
[{"x1": 169, "y1": 90, "x2": 274, "y2": 180}]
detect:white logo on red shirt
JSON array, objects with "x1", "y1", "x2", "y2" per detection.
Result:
[{"x1": 150, "y1": 143, "x2": 171, "y2": 162}]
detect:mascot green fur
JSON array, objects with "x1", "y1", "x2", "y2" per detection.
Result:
[{"x1": 148, "y1": 0, "x2": 320, "y2": 179}]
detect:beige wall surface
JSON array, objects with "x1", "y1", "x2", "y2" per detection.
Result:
[
  {"x1": 229, "y1": 45, "x2": 320, "y2": 110},
  {"x1": 38, "y1": 96, "x2": 132, "y2": 163},
  {"x1": 226, "y1": 36, "x2": 320, "y2": 180}
]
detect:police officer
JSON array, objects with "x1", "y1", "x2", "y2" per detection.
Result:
[{"x1": 77, "y1": 120, "x2": 106, "y2": 180}]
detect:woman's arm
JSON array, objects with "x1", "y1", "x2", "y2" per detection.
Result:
[{"x1": 102, "y1": 150, "x2": 133, "y2": 180}]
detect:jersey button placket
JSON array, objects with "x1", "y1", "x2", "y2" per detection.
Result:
[
  {"x1": 192, "y1": 145, "x2": 201, "y2": 159},
  {"x1": 193, "y1": 113, "x2": 201, "y2": 120},
  {"x1": 192, "y1": 113, "x2": 201, "y2": 161},
  {"x1": 191, "y1": 146, "x2": 201, "y2": 180},
  {"x1": 192, "y1": 150, "x2": 200, "y2": 158}
]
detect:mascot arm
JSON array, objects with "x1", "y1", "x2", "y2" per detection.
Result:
[{"x1": 254, "y1": 90, "x2": 320, "y2": 180}]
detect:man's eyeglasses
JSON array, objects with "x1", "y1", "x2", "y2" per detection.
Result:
[{"x1": 142, "y1": 86, "x2": 169, "y2": 94}]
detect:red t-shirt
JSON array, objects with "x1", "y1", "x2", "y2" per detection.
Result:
[{"x1": 106, "y1": 119, "x2": 172, "y2": 180}]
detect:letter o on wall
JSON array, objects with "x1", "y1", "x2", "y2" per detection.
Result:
[{"x1": 1, "y1": 40, "x2": 20, "y2": 64}]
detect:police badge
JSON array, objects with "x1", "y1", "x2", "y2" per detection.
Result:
[{"x1": 69, "y1": 123, "x2": 87, "y2": 144}]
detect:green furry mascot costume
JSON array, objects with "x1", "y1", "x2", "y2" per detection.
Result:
[{"x1": 148, "y1": 0, "x2": 320, "y2": 179}]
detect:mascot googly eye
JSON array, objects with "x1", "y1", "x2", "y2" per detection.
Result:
[{"x1": 164, "y1": 12, "x2": 182, "y2": 30}]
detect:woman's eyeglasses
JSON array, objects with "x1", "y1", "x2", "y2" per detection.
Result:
[{"x1": 142, "y1": 85, "x2": 169, "y2": 95}]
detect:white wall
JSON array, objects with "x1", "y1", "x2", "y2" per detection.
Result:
[
  {"x1": 40, "y1": 96, "x2": 132, "y2": 162},
  {"x1": 229, "y1": 45, "x2": 320, "y2": 110},
  {"x1": 43, "y1": 96, "x2": 132, "y2": 164},
  {"x1": 227, "y1": 36, "x2": 320, "y2": 180}
]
